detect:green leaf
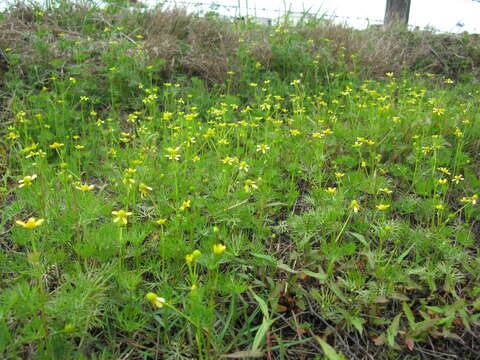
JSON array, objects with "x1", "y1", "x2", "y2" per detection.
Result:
[
  {"x1": 402, "y1": 302, "x2": 416, "y2": 330},
  {"x1": 458, "y1": 307, "x2": 472, "y2": 332},
  {"x1": 250, "y1": 291, "x2": 273, "y2": 352},
  {"x1": 250, "y1": 290, "x2": 270, "y2": 319},
  {"x1": 327, "y1": 281, "x2": 348, "y2": 303},
  {"x1": 302, "y1": 269, "x2": 327, "y2": 281},
  {"x1": 221, "y1": 350, "x2": 264, "y2": 358},
  {"x1": 387, "y1": 313, "x2": 402, "y2": 347},
  {"x1": 396, "y1": 244, "x2": 415, "y2": 263},
  {"x1": 315, "y1": 337, "x2": 345, "y2": 360},
  {"x1": 277, "y1": 262, "x2": 297, "y2": 273},
  {"x1": 252, "y1": 318, "x2": 273, "y2": 351},
  {"x1": 251, "y1": 253, "x2": 276, "y2": 265},
  {"x1": 350, "y1": 316, "x2": 364, "y2": 335},
  {"x1": 410, "y1": 318, "x2": 439, "y2": 336},
  {"x1": 349, "y1": 232, "x2": 368, "y2": 246}
]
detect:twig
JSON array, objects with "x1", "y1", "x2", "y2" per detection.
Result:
[{"x1": 94, "y1": 15, "x2": 140, "y2": 46}]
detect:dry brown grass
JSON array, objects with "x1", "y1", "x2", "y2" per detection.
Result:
[
  {"x1": 0, "y1": 2, "x2": 479, "y2": 89},
  {"x1": 300, "y1": 21, "x2": 480, "y2": 78},
  {"x1": 143, "y1": 8, "x2": 240, "y2": 83}
]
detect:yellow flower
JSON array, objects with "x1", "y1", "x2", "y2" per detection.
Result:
[
  {"x1": 349, "y1": 200, "x2": 361, "y2": 213},
  {"x1": 213, "y1": 243, "x2": 226, "y2": 255},
  {"x1": 165, "y1": 147, "x2": 181, "y2": 161},
  {"x1": 185, "y1": 249, "x2": 201, "y2": 263},
  {"x1": 238, "y1": 161, "x2": 249, "y2": 172},
  {"x1": 451, "y1": 175, "x2": 464, "y2": 184},
  {"x1": 432, "y1": 107, "x2": 445, "y2": 116},
  {"x1": 155, "y1": 218, "x2": 167, "y2": 225},
  {"x1": 256, "y1": 144, "x2": 270, "y2": 154},
  {"x1": 438, "y1": 179, "x2": 448, "y2": 185},
  {"x1": 139, "y1": 183, "x2": 152, "y2": 198},
  {"x1": 74, "y1": 145, "x2": 85, "y2": 150},
  {"x1": 461, "y1": 194, "x2": 478, "y2": 205},
  {"x1": 112, "y1": 209, "x2": 132, "y2": 225},
  {"x1": 20, "y1": 143, "x2": 38, "y2": 153},
  {"x1": 376, "y1": 204, "x2": 390, "y2": 211},
  {"x1": 434, "y1": 204, "x2": 445, "y2": 210},
  {"x1": 76, "y1": 183, "x2": 95, "y2": 192},
  {"x1": 471, "y1": 195, "x2": 478, "y2": 205},
  {"x1": 437, "y1": 167, "x2": 451, "y2": 175},
  {"x1": 179, "y1": 200, "x2": 191, "y2": 211},
  {"x1": 325, "y1": 187, "x2": 337, "y2": 194},
  {"x1": 222, "y1": 156, "x2": 234, "y2": 165},
  {"x1": 335, "y1": 172, "x2": 345, "y2": 179},
  {"x1": 16, "y1": 217, "x2": 45, "y2": 229},
  {"x1": 63, "y1": 324, "x2": 75, "y2": 333},
  {"x1": 5, "y1": 132, "x2": 19, "y2": 140},
  {"x1": 192, "y1": 155, "x2": 200, "y2": 162},
  {"x1": 146, "y1": 292, "x2": 165, "y2": 308},
  {"x1": 49, "y1": 142, "x2": 64, "y2": 149},
  {"x1": 244, "y1": 179, "x2": 258, "y2": 193},
  {"x1": 18, "y1": 174, "x2": 37, "y2": 188}
]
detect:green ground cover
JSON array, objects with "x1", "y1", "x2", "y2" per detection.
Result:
[{"x1": 1, "y1": 2, "x2": 479, "y2": 359}]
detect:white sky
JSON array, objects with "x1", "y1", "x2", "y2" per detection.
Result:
[
  {"x1": 1, "y1": 0, "x2": 479, "y2": 33},
  {"x1": 159, "y1": 0, "x2": 480, "y2": 33}
]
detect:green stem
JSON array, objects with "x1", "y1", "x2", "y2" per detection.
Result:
[{"x1": 334, "y1": 212, "x2": 353, "y2": 243}]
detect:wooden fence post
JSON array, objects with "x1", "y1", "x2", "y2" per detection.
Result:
[{"x1": 384, "y1": 0, "x2": 411, "y2": 26}]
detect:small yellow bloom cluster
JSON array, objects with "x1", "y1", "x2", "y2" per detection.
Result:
[
  {"x1": 460, "y1": 194, "x2": 478, "y2": 205},
  {"x1": 353, "y1": 137, "x2": 375, "y2": 147},
  {"x1": 221, "y1": 156, "x2": 239, "y2": 165},
  {"x1": 49, "y1": 142, "x2": 65, "y2": 149},
  {"x1": 112, "y1": 209, "x2": 132, "y2": 225},
  {"x1": 244, "y1": 179, "x2": 258, "y2": 193},
  {"x1": 16, "y1": 217, "x2": 45, "y2": 229},
  {"x1": 146, "y1": 292, "x2": 165, "y2": 308},
  {"x1": 256, "y1": 144, "x2": 270, "y2": 154},
  {"x1": 213, "y1": 243, "x2": 226, "y2": 255},
  {"x1": 179, "y1": 200, "x2": 191, "y2": 211},
  {"x1": 139, "y1": 183, "x2": 152, "y2": 198},
  {"x1": 18, "y1": 174, "x2": 37, "y2": 188},
  {"x1": 155, "y1": 218, "x2": 167, "y2": 225},
  {"x1": 165, "y1": 147, "x2": 181, "y2": 161},
  {"x1": 185, "y1": 249, "x2": 201, "y2": 263},
  {"x1": 349, "y1": 200, "x2": 361, "y2": 213},
  {"x1": 76, "y1": 183, "x2": 95, "y2": 192},
  {"x1": 312, "y1": 128, "x2": 333, "y2": 139}
]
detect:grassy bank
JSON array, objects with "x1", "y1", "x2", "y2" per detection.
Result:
[{"x1": 1, "y1": 2, "x2": 479, "y2": 359}]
